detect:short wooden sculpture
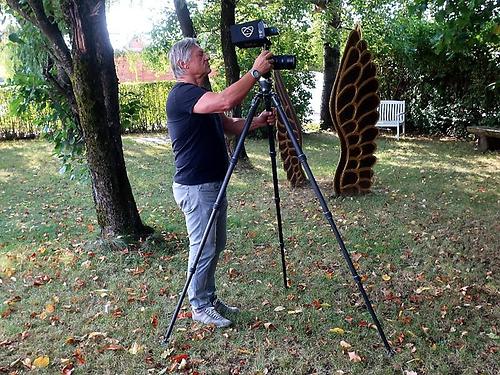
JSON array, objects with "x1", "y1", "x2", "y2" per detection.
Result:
[
  {"x1": 330, "y1": 24, "x2": 380, "y2": 195},
  {"x1": 273, "y1": 71, "x2": 308, "y2": 187}
]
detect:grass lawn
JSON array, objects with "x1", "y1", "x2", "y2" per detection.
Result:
[{"x1": 0, "y1": 132, "x2": 498, "y2": 374}]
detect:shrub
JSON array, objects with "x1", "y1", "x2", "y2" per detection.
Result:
[{"x1": 0, "y1": 80, "x2": 175, "y2": 139}]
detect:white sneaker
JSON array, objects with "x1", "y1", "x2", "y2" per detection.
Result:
[{"x1": 192, "y1": 306, "x2": 232, "y2": 328}]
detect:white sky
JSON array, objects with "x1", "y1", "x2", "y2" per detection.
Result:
[{"x1": 106, "y1": 0, "x2": 171, "y2": 49}]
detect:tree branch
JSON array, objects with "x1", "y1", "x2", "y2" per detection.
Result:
[{"x1": 7, "y1": 0, "x2": 73, "y2": 76}]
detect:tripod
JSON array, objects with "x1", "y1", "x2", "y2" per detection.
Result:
[{"x1": 163, "y1": 75, "x2": 393, "y2": 354}]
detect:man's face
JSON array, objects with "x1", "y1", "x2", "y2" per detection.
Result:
[{"x1": 186, "y1": 45, "x2": 211, "y2": 76}]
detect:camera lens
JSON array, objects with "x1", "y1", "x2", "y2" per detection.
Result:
[{"x1": 273, "y1": 55, "x2": 296, "y2": 70}]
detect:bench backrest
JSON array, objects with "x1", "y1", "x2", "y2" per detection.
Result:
[{"x1": 379, "y1": 100, "x2": 405, "y2": 122}]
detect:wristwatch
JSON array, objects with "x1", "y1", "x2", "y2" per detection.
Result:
[{"x1": 250, "y1": 68, "x2": 261, "y2": 80}]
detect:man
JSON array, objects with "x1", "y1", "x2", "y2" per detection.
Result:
[{"x1": 166, "y1": 38, "x2": 275, "y2": 327}]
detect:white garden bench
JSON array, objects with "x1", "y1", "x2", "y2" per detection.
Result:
[{"x1": 376, "y1": 100, "x2": 406, "y2": 139}]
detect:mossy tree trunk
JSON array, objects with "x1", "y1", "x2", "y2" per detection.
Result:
[{"x1": 7, "y1": 0, "x2": 147, "y2": 239}]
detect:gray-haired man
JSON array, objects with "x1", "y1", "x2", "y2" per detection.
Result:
[{"x1": 166, "y1": 38, "x2": 274, "y2": 327}]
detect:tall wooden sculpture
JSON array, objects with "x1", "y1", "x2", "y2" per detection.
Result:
[
  {"x1": 273, "y1": 71, "x2": 308, "y2": 187},
  {"x1": 330, "y1": 25, "x2": 380, "y2": 195}
]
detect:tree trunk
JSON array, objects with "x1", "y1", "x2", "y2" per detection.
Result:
[
  {"x1": 320, "y1": 42, "x2": 340, "y2": 130},
  {"x1": 6, "y1": 0, "x2": 148, "y2": 239},
  {"x1": 312, "y1": 0, "x2": 341, "y2": 131},
  {"x1": 220, "y1": 0, "x2": 252, "y2": 168},
  {"x1": 64, "y1": 1, "x2": 146, "y2": 238}
]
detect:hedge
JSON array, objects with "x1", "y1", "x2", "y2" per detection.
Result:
[{"x1": 0, "y1": 81, "x2": 175, "y2": 139}]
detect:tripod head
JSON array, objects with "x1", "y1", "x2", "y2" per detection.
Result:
[{"x1": 257, "y1": 74, "x2": 273, "y2": 94}]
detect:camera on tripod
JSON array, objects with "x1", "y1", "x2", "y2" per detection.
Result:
[{"x1": 230, "y1": 20, "x2": 296, "y2": 70}]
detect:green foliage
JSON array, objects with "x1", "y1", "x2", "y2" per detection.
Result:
[
  {"x1": 0, "y1": 15, "x2": 87, "y2": 178},
  {"x1": 6, "y1": 71, "x2": 86, "y2": 179},
  {"x1": 0, "y1": 80, "x2": 174, "y2": 135},
  {"x1": 118, "y1": 81, "x2": 174, "y2": 133},
  {"x1": 228, "y1": 0, "x2": 316, "y2": 125},
  {"x1": 145, "y1": 0, "x2": 317, "y2": 125},
  {"x1": 0, "y1": 86, "x2": 37, "y2": 137},
  {"x1": 348, "y1": 0, "x2": 500, "y2": 136},
  {"x1": 119, "y1": 91, "x2": 145, "y2": 131}
]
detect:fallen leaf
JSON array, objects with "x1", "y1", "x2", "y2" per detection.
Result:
[
  {"x1": 382, "y1": 274, "x2": 391, "y2": 281},
  {"x1": 171, "y1": 354, "x2": 189, "y2": 363},
  {"x1": 151, "y1": 314, "x2": 159, "y2": 328},
  {"x1": 102, "y1": 344, "x2": 124, "y2": 351},
  {"x1": 415, "y1": 287, "x2": 430, "y2": 294},
  {"x1": 33, "y1": 356, "x2": 49, "y2": 368},
  {"x1": 33, "y1": 275, "x2": 51, "y2": 286},
  {"x1": 73, "y1": 349, "x2": 85, "y2": 365},
  {"x1": 177, "y1": 311, "x2": 192, "y2": 319},
  {"x1": 340, "y1": 340, "x2": 352, "y2": 350},
  {"x1": 60, "y1": 358, "x2": 72, "y2": 366},
  {"x1": 45, "y1": 304, "x2": 55, "y2": 313},
  {"x1": 273, "y1": 306, "x2": 286, "y2": 312},
  {"x1": 237, "y1": 348, "x2": 253, "y2": 354},
  {"x1": 312, "y1": 299, "x2": 322, "y2": 309},
  {"x1": 88, "y1": 332, "x2": 107, "y2": 340},
  {"x1": 287, "y1": 309, "x2": 303, "y2": 315},
  {"x1": 348, "y1": 351, "x2": 362, "y2": 362},
  {"x1": 22, "y1": 357, "x2": 32, "y2": 369},
  {"x1": 62, "y1": 363, "x2": 75, "y2": 375},
  {"x1": 329, "y1": 327, "x2": 345, "y2": 335},
  {"x1": 131, "y1": 267, "x2": 145, "y2": 276},
  {"x1": 228, "y1": 268, "x2": 240, "y2": 279},
  {"x1": 4, "y1": 295, "x2": 21, "y2": 305},
  {"x1": 128, "y1": 342, "x2": 143, "y2": 355},
  {"x1": 178, "y1": 358, "x2": 189, "y2": 370},
  {"x1": 264, "y1": 322, "x2": 275, "y2": 330},
  {"x1": 4, "y1": 268, "x2": 15, "y2": 277}
]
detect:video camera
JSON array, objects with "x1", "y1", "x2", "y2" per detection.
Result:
[{"x1": 230, "y1": 20, "x2": 296, "y2": 70}]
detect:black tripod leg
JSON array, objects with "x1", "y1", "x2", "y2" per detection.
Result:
[
  {"x1": 162, "y1": 94, "x2": 263, "y2": 345},
  {"x1": 262, "y1": 90, "x2": 288, "y2": 289},
  {"x1": 266, "y1": 122, "x2": 288, "y2": 289},
  {"x1": 271, "y1": 93, "x2": 393, "y2": 354}
]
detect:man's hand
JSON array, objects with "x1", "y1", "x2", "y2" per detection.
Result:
[
  {"x1": 252, "y1": 50, "x2": 274, "y2": 75},
  {"x1": 250, "y1": 109, "x2": 276, "y2": 130}
]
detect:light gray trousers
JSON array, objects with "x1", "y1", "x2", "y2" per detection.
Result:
[{"x1": 172, "y1": 181, "x2": 227, "y2": 310}]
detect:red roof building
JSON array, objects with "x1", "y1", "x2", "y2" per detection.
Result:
[{"x1": 114, "y1": 36, "x2": 173, "y2": 83}]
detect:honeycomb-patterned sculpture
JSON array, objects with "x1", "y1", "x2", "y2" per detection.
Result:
[
  {"x1": 273, "y1": 71, "x2": 308, "y2": 188},
  {"x1": 330, "y1": 25, "x2": 380, "y2": 195}
]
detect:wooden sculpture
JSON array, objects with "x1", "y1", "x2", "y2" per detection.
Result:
[
  {"x1": 273, "y1": 70, "x2": 308, "y2": 187},
  {"x1": 330, "y1": 24, "x2": 380, "y2": 195}
]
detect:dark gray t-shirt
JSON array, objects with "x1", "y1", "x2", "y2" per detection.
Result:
[{"x1": 166, "y1": 82, "x2": 228, "y2": 185}]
